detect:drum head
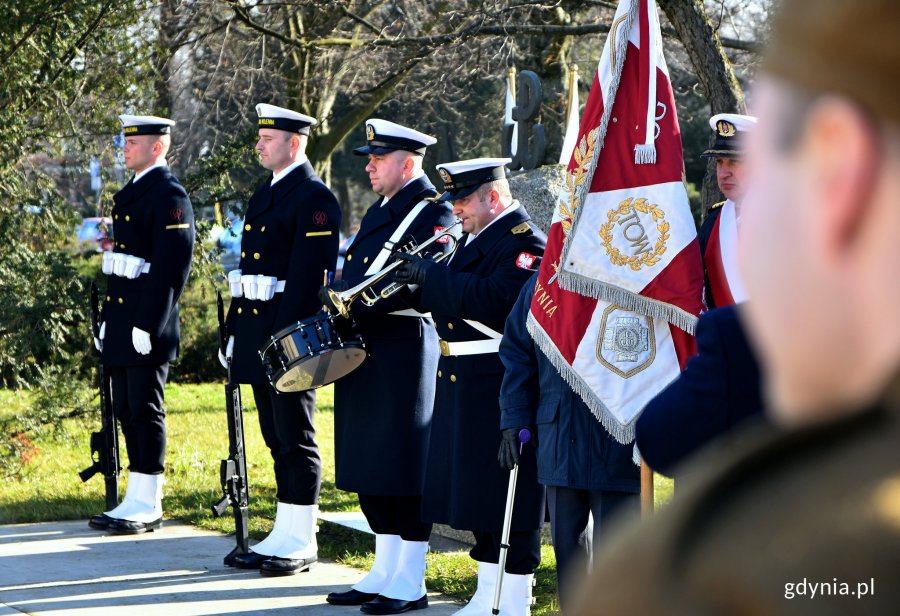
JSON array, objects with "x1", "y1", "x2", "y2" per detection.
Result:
[{"x1": 273, "y1": 346, "x2": 367, "y2": 392}]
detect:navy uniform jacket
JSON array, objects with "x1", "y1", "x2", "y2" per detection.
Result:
[
  {"x1": 697, "y1": 203, "x2": 724, "y2": 309},
  {"x1": 333, "y1": 175, "x2": 455, "y2": 496},
  {"x1": 417, "y1": 205, "x2": 547, "y2": 532},
  {"x1": 500, "y1": 273, "x2": 640, "y2": 493},
  {"x1": 225, "y1": 161, "x2": 341, "y2": 384},
  {"x1": 102, "y1": 167, "x2": 194, "y2": 367},
  {"x1": 635, "y1": 304, "x2": 764, "y2": 478}
]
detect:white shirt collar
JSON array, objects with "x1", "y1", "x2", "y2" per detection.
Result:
[
  {"x1": 271, "y1": 156, "x2": 307, "y2": 186},
  {"x1": 132, "y1": 161, "x2": 167, "y2": 184},
  {"x1": 465, "y1": 200, "x2": 521, "y2": 245},
  {"x1": 381, "y1": 171, "x2": 425, "y2": 207}
]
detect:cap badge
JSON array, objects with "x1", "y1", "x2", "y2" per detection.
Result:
[
  {"x1": 366, "y1": 124, "x2": 375, "y2": 141},
  {"x1": 716, "y1": 120, "x2": 736, "y2": 137},
  {"x1": 438, "y1": 168, "x2": 452, "y2": 184}
]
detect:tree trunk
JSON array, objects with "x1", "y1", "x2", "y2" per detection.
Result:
[{"x1": 658, "y1": 0, "x2": 745, "y2": 218}]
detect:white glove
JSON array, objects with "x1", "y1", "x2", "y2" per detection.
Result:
[
  {"x1": 94, "y1": 322, "x2": 106, "y2": 352},
  {"x1": 132, "y1": 327, "x2": 152, "y2": 355},
  {"x1": 218, "y1": 336, "x2": 234, "y2": 369}
]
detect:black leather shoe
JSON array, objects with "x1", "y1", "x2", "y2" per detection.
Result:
[
  {"x1": 259, "y1": 555, "x2": 318, "y2": 576},
  {"x1": 360, "y1": 595, "x2": 428, "y2": 615},
  {"x1": 230, "y1": 550, "x2": 271, "y2": 569},
  {"x1": 326, "y1": 588, "x2": 379, "y2": 606},
  {"x1": 88, "y1": 513, "x2": 114, "y2": 530},
  {"x1": 106, "y1": 518, "x2": 162, "y2": 535}
]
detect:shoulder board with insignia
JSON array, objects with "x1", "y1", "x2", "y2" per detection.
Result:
[
  {"x1": 711, "y1": 201, "x2": 725, "y2": 210},
  {"x1": 511, "y1": 222, "x2": 532, "y2": 235}
]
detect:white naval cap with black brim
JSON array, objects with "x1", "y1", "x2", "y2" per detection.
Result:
[
  {"x1": 256, "y1": 103, "x2": 317, "y2": 135},
  {"x1": 353, "y1": 119, "x2": 437, "y2": 156},
  {"x1": 701, "y1": 113, "x2": 757, "y2": 159},
  {"x1": 119, "y1": 114, "x2": 175, "y2": 136},
  {"x1": 434, "y1": 158, "x2": 513, "y2": 201}
]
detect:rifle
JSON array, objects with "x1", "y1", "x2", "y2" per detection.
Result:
[
  {"x1": 79, "y1": 281, "x2": 120, "y2": 511},
  {"x1": 211, "y1": 289, "x2": 251, "y2": 566}
]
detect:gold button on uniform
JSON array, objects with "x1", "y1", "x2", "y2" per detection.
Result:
[
  {"x1": 114, "y1": 215, "x2": 119, "y2": 221},
  {"x1": 241, "y1": 251, "x2": 246, "y2": 258},
  {"x1": 119, "y1": 243, "x2": 126, "y2": 249},
  {"x1": 253, "y1": 308, "x2": 259, "y2": 315},
  {"x1": 237, "y1": 307, "x2": 243, "y2": 314},
  {"x1": 261, "y1": 226, "x2": 266, "y2": 232},
  {"x1": 448, "y1": 322, "x2": 454, "y2": 330},
  {"x1": 347, "y1": 254, "x2": 352, "y2": 261},
  {"x1": 117, "y1": 297, "x2": 123, "y2": 304},
  {"x1": 363, "y1": 256, "x2": 369, "y2": 264},
  {"x1": 437, "y1": 370, "x2": 442, "y2": 378},
  {"x1": 253, "y1": 252, "x2": 261, "y2": 260},
  {"x1": 245, "y1": 224, "x2": 251, "y2": 231},
  {"x1": 125, "y1": 215, "x2": 130, "y2": 221},
  {"x1": 450, "y1": 375, "x2": 457, "y2": 382},
  {"x1": 106, "y1": 295, "x2": 110, "y2": 301}
]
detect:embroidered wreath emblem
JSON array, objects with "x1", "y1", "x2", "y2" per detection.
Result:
[{"x1": 598, "y1": 197, "x2": 670, "y2": 271}]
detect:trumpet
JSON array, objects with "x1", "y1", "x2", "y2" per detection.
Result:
[{"x1": 326, "y1": 219, "x2": 462, "y2": 319}]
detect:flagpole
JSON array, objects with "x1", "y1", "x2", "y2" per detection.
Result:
[
  {"x1": 640, "y1": 459, "x2": 654, "y2": 518},
  {"x1": 564, "y1": 64, "x2": 577, "y2": 121}
]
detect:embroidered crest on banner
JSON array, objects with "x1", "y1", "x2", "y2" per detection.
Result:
[
  {"x1": 597, "y1": 305, "x2": 656, "y2": 378},
  {"x1": 598, "y1": 197, "x2": 669, "y2": 271}
]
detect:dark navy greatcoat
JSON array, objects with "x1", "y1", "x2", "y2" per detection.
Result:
[
  {"x1": 416, "y1": 205, "x2": 547, "y2": 533},
  {"x1": 499, "y1": 273, "x2": 640, "y2": 493},
  {"x1": 333, "y1": 175, "x2": 455, "y2": 496},
  {"x1": 636, "y1": 304, "x2": 764, "y2": 478},
  {"x1": 101, "y1": 166, "x2": 195, "y2": 367},
  {"x1": 225, "y1": 161, "x2": 341, "y2": 384}
]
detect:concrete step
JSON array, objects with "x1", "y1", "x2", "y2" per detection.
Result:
[{"x1": 0, "y1": 520, "x2": 462, "y2": 615}]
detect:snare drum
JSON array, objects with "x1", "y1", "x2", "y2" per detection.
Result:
[{"x1": 259, "y1": 313, "x2": 367, "y2": 392}]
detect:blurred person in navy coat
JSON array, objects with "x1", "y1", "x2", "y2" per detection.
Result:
[{"x1": 635, "y1": 304, "x2": 764, "y2": 478}]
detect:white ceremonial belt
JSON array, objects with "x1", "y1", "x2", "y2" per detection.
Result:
[
  {"x1": 102, "y1": 251, "x2": 151, "y2": 279},
  {"x1": 389, "y1": 309, "x2": 432, "y2": 318},
  {"x1": 439, "y1": 338, "x2": 501, "y2": 356}
]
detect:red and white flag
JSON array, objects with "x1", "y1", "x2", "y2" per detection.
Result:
[{"x1": 528, "y1": 0, "x2": 704, "y2": 443}]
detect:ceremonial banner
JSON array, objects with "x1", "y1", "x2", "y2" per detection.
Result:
[{"x1": 527, "y1": 0, "x2": 704, "y2": 443}]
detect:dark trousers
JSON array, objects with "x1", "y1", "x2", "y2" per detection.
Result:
[
  {"x1": 547, "y1": 486, "x2": 640, "y2": 611},
  {"x1": 358, "y1": 493, "x2": 432, "y2": 542},
  {"x1": 109, "y1": 364, "x2": 169, "y2": 475},
  {"x1": 470, "y1": 530, "x2": 542, "y2": 575},
  {"x1": 251, "y1": 384, "x2": 321, "y2": 505}
]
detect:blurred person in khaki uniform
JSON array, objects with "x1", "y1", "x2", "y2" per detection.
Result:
[{"x1": 572, "y1": 0, "x2": 900, "y2": 613}]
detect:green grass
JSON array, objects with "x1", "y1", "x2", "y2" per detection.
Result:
[{"x1": 1, "y1": 382, "x2": 674, "y2": 615}]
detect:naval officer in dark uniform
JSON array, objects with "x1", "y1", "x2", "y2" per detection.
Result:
[
  {"x1": 321, "y1": 119, "x2": 454, "y2": 615},
  {"x1": 223, "y1": 103, "x2": 340, "y2": 576},
  {"x1": 89, "y1": 114, "x2": 195, "y2": 535},
  {"x1": 394, "y1": 158, "x2": 547, "y2": 615},
  {"x1": 697, "y1": 113, "x2": 755, "y2": 309}
]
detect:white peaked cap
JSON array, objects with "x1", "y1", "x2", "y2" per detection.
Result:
[
  {"x1": 255, "y1": 103, "x2": 317, "y2": 126},
  {"x1": 708, "y1": 113, "x2": 757, "y2": 132}
]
